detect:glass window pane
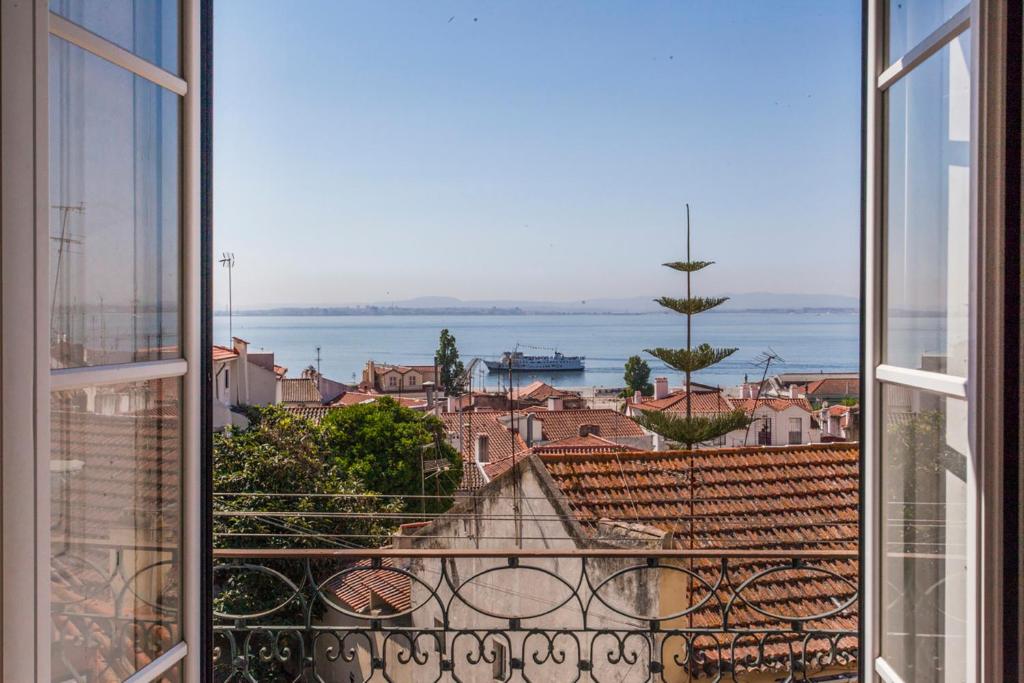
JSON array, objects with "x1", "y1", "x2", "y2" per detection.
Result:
[
  {"x1": 884, "y1": 32, "x2": 970, "y2": 377},
  {"x1": 49, "y1": 0, "x2": 179, "y2": 73},
  {"x1": 50, "y1": 378, "x2": 181, "y2": 682},
  {"x1": 888, "y1": 0, "x2": 969, "y2": 64},
  {"x1": 49, "y1": 36, "x2": 180, "y2": 369},
  {"x1": 880, "y1": 384, "x2": 968, "y2": 682}
]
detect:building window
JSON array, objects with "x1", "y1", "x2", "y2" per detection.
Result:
[
  {"x1": 788, "y1": 417, "x2": 802, "y2": 444},
  {"x1": 757, "y1": 417, "x2": 772, "y2": 446},
  {"x1": 389, "y1": 376, "x2": 397, "y2": 388},
  {"x1": 491, "y1": 640, "x2": 507, "y2": 680}
]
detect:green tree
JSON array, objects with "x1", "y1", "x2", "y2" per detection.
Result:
[
  {"x1": 435, "y1": 328, "x2": 465, "y2": 395},
  {"x1": 632, "y1": 205, "x2": 750, "y2": 448},
  {"x1": 622, "y1": 355, "x2": 654, "y2": 396},
  {"x1": 212, "y1": 405, "x2": 404, "y2": 680},
  {"x1": 213, "y1": 404, "x2": 401, "y2": 550},
  {"x1": 320, "y1": 397, "x2": 463, "y2": 512}
]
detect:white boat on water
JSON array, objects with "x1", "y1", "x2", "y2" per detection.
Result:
[{"x1": 484, "y1": 349, "x2": 585, "y2": 372}]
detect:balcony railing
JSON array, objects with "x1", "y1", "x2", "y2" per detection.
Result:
[{"x1": 212, "y1": 548, "x2": 859, "y2": 682}]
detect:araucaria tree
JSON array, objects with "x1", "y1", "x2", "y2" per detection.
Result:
[
  {"x1": 435, "y1": 328, "x2": 465, "y2": 396},
  {"x1": 633, "y1": 205, "x2": 750, "y2": 449}
]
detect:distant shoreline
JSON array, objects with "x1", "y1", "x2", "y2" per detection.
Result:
[{"x1": 216, "y1": 307, "x2": 859, "y2": 317}]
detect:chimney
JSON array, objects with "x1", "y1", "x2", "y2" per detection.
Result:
[
  {"x1": 654, "y1": 377, "x2": 669, "y2": 400},
  {"x1": 578, "y1": 424, "x2": 599, "y2": 437},
  {"x1": 546, "y1": 396, "x2": 563, "y2": 411},
  {"x1": 525, "y1": 414, "x2": 536, "y2": 447},
  {"x1": 789, "y1": 384, "x2": 801, "y2": 399},
  {"x1": 446, "y1": 396, "x2": 457, "y2": 413},
  {"x1": 423, "y1": 381, "x2": 435, "y2": 408},
  {"x1": 475, "y1": 433, "x2": 489, "y2": 463},
  {"x1": 743, "y1": 384, "x2": 753, "y2": 399},
  {"x1": 366, "y1": 360, "x2": 376, "y2": 388},
  {"x1": 633, "y1": 390, "x2": 642, "y2": 404}
]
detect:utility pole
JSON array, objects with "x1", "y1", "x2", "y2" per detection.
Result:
[{"x1": 219, "y1": 252, "x2": 235, "y2": 344}]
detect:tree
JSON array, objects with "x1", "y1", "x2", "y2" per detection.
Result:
[
  {"x1": 213, "y1": 405, "x2": 400, "y2": 550},
  {"x1": 631, "y1": 205, "x2": 750, "y2": 449},
  {"x1": 435, "y1": 328, "x2": 465, "y2": 396},
  {"x1": 212, "y1": 405, "x2": 404, "y2": 680},
  {"x1": 320, "y1": 397, "x2": 463, "y2": 513},
  {"x1": 622, "y1": 355, "x2": 654, "y2": 396}
]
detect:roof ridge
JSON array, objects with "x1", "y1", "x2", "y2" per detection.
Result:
[{"x1": 537, "y1": 442, "x2": 857, "y2": 463}]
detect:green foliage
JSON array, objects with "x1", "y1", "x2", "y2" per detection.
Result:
[
  {"x1": 213, "y1": 405, "x2": 402, "y2": 550},
  {"x1": 633, "y1": 409, "x2": 752, "y2": 448},
  {"x1": 654, "y1": 295, "x2": 730, "y2": 316},
  {"x1": 645, "y1": 344, "x2": 738, "y2": 374},
  {"x1": 622, "y1": 355, "x2": 654, "y2": 396},
  {"x1": 662, "y1": 260, "x2": 714, "y2": 272},
  {"x1": 212, "y1": 405, "x2": 406, "y2": 682},
  {"x1": 840, "y1": 397, "x2": 859, "y2": 407},
  {"x1": 435, "y1": 328, "x2": 465, "y2": 396},
  {"x1": 320, "y1": 397, "x2": 462, "y2": 513}
]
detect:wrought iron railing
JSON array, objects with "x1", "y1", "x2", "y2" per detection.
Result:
[{"x1": 212, "y1": 548, "x2": 858, "y2": 682}]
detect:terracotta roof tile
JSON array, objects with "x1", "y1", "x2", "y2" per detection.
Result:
[
  {"x1": 280, "y1": 378, "x2": 322, "y2": 404},
  {"x1": 440, "y1": 412, "x2": 527, "y2": 490},
  {"x1": 523, "y1": 409, "x2": 646, "y2": 441},
  {"x1": 628, "y1": 389, "x2": 736, "y2": 415},
  {"x1": 323, "y1": 558, "x2": 411, "y2": 613},
  {"x1": 805, "y1": 377, "x2": 860, "y2": 397},
  {"x1": 530, "y1": 434, "x2": 641, "y2": 455},
  {"x1": 537, "y1": 442, "x2": 859, "y2": 671},
  {"x1": 212, "y1": 345, "x2": 238, "y2": 362},
  {"x1": 732, "y1": 396, "x2": 814, "y2": 413}
]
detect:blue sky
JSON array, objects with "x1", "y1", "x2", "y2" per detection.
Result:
[{"x1": 214, "y1": 1, "x2": 861, "y2": 308}]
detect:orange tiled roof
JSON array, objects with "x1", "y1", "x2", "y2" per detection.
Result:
[
  {"x1": 440, "y1": 412, "x2": 527, "y2": 490},
  {"x1": 531, "y1": 434, "x2": 642, "y2": 455},
  {"x1": 513, "y1": 380, "x2": 580, "y2": 401},
  {"x1": 732, "y1": 396, "x2": 814, "y2": 413},
  {"x1": 212, "y1": 345, "x2": 238, "y2": 362},
  {"x1": 628, "y1": 389, "x2": 736, "y2": 415},
  {"x1": 273, "y1": 364, "x2": 287, "y2": 378},
  {"x1": 524, "y1": 408, "x2": 646, "y2": 441},
  {"x1": 536, "y1": 443, "x2": 859, "y2": 671},
  {"x1": 329, "y1": 391, "x2": 427, "y2": 409},
  {"x1": 539, "y1": 443, "x2": 858, "y2": 549},
  {"x1": 280, "y1": 377, "x2": 322, "y2": 404},
  {"x1": 282, "y1": 405, "x2": 334, "y2": 424},
  {"x1": 806, "y1": 377, "x2": 860, "y2": 397},
  {"x1": 324, "y1": 559, "x2": 411, "y2": 614}
]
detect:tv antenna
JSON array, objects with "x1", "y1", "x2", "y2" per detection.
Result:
[
  {"x1": 219, "y1": 252, "x2": 236, "y2": 344},
  {"x1": 50, "y1": 203, "x2": 85, "y2": 339},
  {"x1": 743, "y1": 348, "x2": 785, "y2": 446}
]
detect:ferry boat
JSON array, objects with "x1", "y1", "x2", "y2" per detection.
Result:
[{"x1": 484, "y1": 349, "x2": 585, "y2": 372}]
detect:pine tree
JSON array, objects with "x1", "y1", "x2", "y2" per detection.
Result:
[{"x1": 633, "y1": 205, "x2": 750, "y2": 449}]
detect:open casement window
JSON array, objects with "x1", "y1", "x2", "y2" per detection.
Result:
[
  {"x1": 864, "y1": 1, "x2": 1018, "y2": 681},
  {"x1": 1, "y1": 1, "x2": 203, "y2": 680}
]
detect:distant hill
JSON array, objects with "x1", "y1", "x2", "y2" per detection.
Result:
[{"x1": 225, "y1": 292, "x2": 858, "y2": 316}]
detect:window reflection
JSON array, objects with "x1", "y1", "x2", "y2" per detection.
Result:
[
  {"x1": 888, "y1": 0, "x2": 969, "y2": 64},
  {"x1": 880, "y1": 384, "x2": 968, "y2": 683},
  {"x1": 49, "y1": 37, "x2": 180, "y2": 369},
  {"x1": 49, "y1": 0, "x2": 180, "y2": 74},
  {"x1": 50, "y1": 378, "x2": 181, "y2": 682},
  {"x1": 884, "y1": 32, "x2": 970, "y2": 377}
]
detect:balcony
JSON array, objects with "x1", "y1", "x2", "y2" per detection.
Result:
[{"x1": 211, "y1": 548, "x2": 858, "y2": 682}]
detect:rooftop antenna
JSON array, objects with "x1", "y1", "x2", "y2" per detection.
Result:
[
  {"x1": 744, "y1": 348, "x2": 784, "y2": 446},
  {"x1": 50, "y1": 203, "x2": 85, "y2": 340},
  {"x1": 315, "y1": 345, "x2": 322, "y2": 395},
  {"x1": 219, "y1": 252, "x2": 235, "y2": 344}
]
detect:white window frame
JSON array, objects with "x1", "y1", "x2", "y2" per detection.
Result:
[
  {"x1": 864, "y1": 1, "x2": 1011, "y2": 681},
  {"x1": 0, "y1": 1, "x2": 202, "y2": 680}
]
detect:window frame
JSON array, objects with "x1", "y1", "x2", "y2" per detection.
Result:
[
  {"x1": 864, "y1": 1, "x2": 1014, "y2": 681},
  {"x1": 0, "y1": 2, "x2": 202, "y2": 680}
]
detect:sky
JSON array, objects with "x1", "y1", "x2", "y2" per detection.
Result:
[{"x1": 214, "y1": 1, "x2": 861, "y2": 309}]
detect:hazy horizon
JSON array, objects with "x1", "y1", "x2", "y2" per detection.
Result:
[{"x1": 214, "y1": 2, "x2": 861, "y2": 310}]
